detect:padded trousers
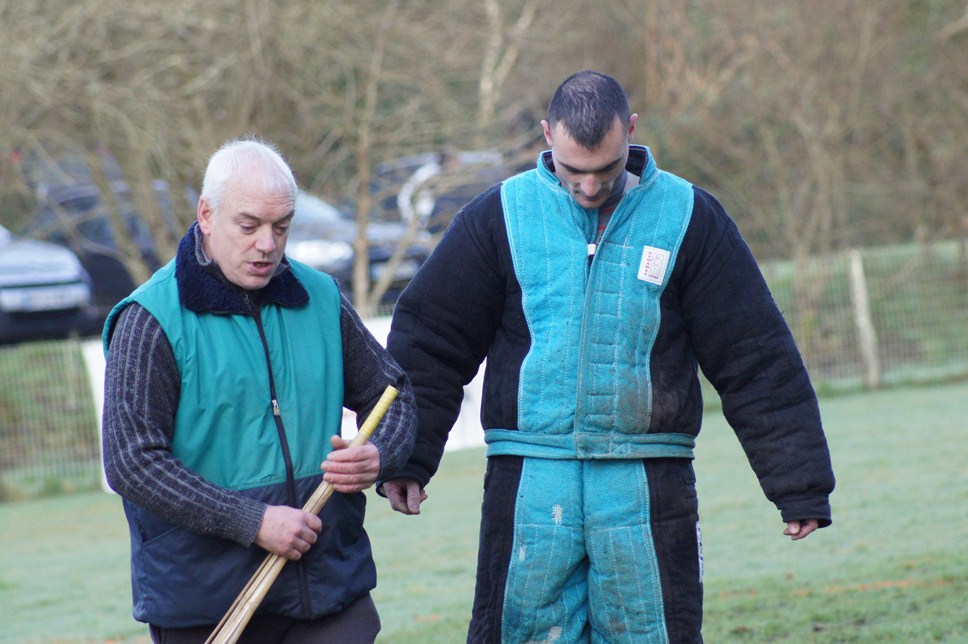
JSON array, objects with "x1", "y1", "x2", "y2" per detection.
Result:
[{"x1": 468, "y1": 456, "x2": 703, "y2": 643}]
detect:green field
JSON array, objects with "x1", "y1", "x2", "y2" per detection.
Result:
[{"x1": 1, "y1": 380, "x2": 966, "y2": 643}]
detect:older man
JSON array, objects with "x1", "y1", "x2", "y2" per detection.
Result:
[{"x1": 102, "y1": 138, "x2": 415, "y2": 643}]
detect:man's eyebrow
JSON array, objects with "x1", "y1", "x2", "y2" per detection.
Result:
[
  {"x1": 558, "y1": 156, "x2": 623, "y2": 175},
  {"x1": 234, "y1": 211, "x2": 295, "y2": 223}
]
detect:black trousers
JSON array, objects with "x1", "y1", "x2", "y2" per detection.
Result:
[{"x1": 149, "y1": 592, "x2": 380, "y2": 644}]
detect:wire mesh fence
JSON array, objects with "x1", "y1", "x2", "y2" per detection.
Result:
[
  {"x1": 0, "y1": 338, "x2": 102, "y2": 500},
  {"x1": 761, "y1": 239, "x2": 968, "y2": 391},
  {"x1": 2, "y1": 239, "x2": 967, "y2": 501}
]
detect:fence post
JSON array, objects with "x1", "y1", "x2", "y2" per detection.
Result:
[
  {"x1": 80, "y1": 338, "x2": 113, "y2": 494},
  {"x1": 848, "y1": 249, "x2": 881, "y2": 389}
]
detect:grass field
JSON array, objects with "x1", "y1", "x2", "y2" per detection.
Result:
[{"x1": 1, "y1": 379, "x2": 966, "y2": 643}]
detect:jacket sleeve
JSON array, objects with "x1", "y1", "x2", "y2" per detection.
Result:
[
  {"x1": 102, "y1": 303, "x2": 267, "y2": 546},
  {"x1": 338, "y1": 291, "x2": 417, "y2": 479},
  {"x1": 386, "y1": 186, "x2": 508, "y2": 487},
  {"x1": 678, "y1": 187, "x2": 835, "y2": 526}
]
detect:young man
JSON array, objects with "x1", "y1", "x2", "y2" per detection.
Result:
[
  {"x1": 102, "y1": 138, "x2": 416, "y2": 643},
  {"x1": 382, "y1": 70, "x2": 835, "y2": 642}
]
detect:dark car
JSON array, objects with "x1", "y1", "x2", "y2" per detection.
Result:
[
  {"x1": 28, "y1": 182, "x2": 164, "y2": 320},
  {"x1": 0, "y1": 224, "x2": 99, "y2": 344},
  {"x1": 286, "y1": 191, "x2": 432, "y2": 303}
]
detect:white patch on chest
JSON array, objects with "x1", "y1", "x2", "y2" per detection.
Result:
[{"x1": 638, "y1": 245, "x2": 671, "y2": 285}]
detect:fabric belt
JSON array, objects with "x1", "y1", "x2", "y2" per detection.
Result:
[{"x1": 485, "y1": 428, "x2": 695, "y2": 460}]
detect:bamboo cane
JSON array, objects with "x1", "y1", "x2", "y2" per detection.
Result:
[{"x1": 205, "y1": 385, "x2": 399, "y2": 644}]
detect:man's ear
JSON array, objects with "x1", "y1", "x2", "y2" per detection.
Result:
[
  {"x1": 628, "y1": 113, "x2": 639, "y2": 141},
  {"x1": 197, "y1": 196, "x2": 214, "y2": 235},
  {"x1": 541, "y1": 119, "x2": 554, "y2": 147}
]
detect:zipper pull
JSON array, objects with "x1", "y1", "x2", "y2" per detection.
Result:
[
  {"x1": 587, "y1": 243, "x2": 597, "y2": 258},
  {"x1": 271, "y1": 399, "x2": 281, "y2": 416}
]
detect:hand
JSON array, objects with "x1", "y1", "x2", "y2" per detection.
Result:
[
  {"x1": 783, "y1": 519, "x2": 820, "y2": 541},
  {"x1": 320, "y1": 434, "x2": 381, "y2": 493},
  {"x1": 254, "y1": 505, "x2": 322, "y2": 560},
  {"x1": 382, "y1": 477, "x2": 427, "y2": 515}
]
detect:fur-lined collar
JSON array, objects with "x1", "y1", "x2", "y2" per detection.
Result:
[{"x1": 174, "y1": 222, "x2": 309, "y2": 315}]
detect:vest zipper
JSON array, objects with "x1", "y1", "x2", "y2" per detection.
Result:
[
  {"x1": 250, "y1": 299, "x2": 313, "y2": 618},
  {"x1": 251, "y1": 306, "x2": 298, "y2": 508}
]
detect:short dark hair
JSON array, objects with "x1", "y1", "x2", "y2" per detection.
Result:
[{"x1": 547, "y1": 70, "x2": 630, "y2": 149}]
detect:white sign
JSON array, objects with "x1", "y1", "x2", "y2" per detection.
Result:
[{"x1": 637, "y1": 246, "x2": 671, "y2": 285}]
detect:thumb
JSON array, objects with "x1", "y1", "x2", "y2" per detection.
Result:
[{"x1": 330, "y1": 434, "x2": 351, "y2": 450}]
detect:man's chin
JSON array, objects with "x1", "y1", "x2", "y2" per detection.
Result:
[
  {"x1": 234, "y1": 271, "x2": 274, "y2": 291},
  {"x1": 577, "y1": 196, "x2": 605, "y2": 209},
  {"x1": 249, "y1": 275, "x2": 274, "y2": 289}
]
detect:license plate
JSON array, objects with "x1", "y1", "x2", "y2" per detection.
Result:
[{"x1": 0, "y1": 283, "x2": 91, "y2": 312}]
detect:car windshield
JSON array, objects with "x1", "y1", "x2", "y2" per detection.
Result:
[{"x1": 294, "y1": 192, "x2": 346, "y2": 226}]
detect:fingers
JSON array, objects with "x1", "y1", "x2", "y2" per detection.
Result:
[
  {"x1": 321, "y1": 441, "x2": 381, "y2": 492},
  {"x1": 407, "y1": 484, "x2": 428, "y2": 514},
  {"x1": 385, "y1": 482, "x2": 411, "y2": 514},
  {"x1": 255, "y1": 506, "x2": 324, "y2": 559},
  {"x1": 285, "y1": 523, "x2": 318, "y2": 560},
  {"x1": 783, "y1": 519, "x2": 820, "y2": 541},
  {"x1": 276, "y1": 511, "x2": 324, "y2": 561},
  {"x1": 305, "y1": 513, "x2": 323, "y2": 534},
  {"x1": 384, "y1": 479, "x2": 427, "y2": 515}
]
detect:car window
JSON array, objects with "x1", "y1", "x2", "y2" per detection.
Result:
[{"x1": 293, "y1": 192, "x2": 347, "y2": 226}]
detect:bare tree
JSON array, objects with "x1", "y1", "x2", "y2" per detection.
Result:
[
  {"x1": 349, "y1": 0, "x2": 400, "y2": 316},
  {"x1": 2, "y1": 0, "x2": 966, "y2": 316},
  {"x1": 476, "y1": 0, "x2": 540, "y2": 145}
]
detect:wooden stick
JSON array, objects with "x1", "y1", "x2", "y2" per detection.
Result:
[{"x1": 206, "y1": 385, "x2": 399, "y2": 644}]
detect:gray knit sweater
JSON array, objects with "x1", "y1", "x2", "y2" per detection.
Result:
[{"x1": 102, "y1": 273, "x2": 416, "y2": 549}]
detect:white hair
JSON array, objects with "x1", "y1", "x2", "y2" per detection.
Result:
[{"x1": 200, "y1": 138, "x2": 297, "y2": 213}]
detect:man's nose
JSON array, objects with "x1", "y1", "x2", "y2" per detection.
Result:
[
  {"x1": 579, "y1": 175, "x2": 600, "y2": 196},
  {"x1": 254, "y1": 229, "x2": 277, "y2": 253}
]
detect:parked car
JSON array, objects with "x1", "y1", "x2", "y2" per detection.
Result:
[
  {"x1": 27, "y1": 182, "x2": 163, "y2": 321},
  {"x1": 286, "y1": 191, "x2": 432, "y2": 303},
  {"x1": 0, "y1": 224, "x2": 99, "y2": 344}
]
